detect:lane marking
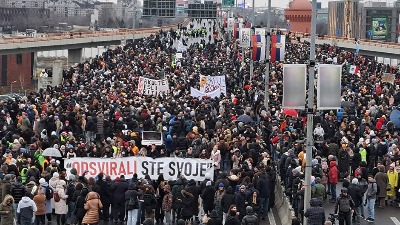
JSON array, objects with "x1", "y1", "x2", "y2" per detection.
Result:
[
  {"x1": 391, "y1": 217, "x2": 400, "y2": 225},
  {"x1": 268, "y1": 211, "x2": 276, "y2": 225}
]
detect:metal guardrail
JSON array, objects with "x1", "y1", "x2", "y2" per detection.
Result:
[{"x1": 0, "y1": 20, "x2": 188, "y2": 45}]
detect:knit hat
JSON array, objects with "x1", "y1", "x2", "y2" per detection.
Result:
[
  {"x1": 352, "y1": 178, "x2": 358, "y2": 184},
  {"x1": 218, "y1": 183, "x2": 224, "y2": 188},
  {"x1": 39, "y1": 178, "x2": 46, "y2": 185},
  {"x1": 52, "y1": 172, "x2": 59, "y2": 178}
]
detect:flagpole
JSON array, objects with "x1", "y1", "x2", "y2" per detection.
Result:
[
  {"x1": 303, "y1": 0, "x2": 317, "y2": 224},
  {"x1": 249, "y1": 0, "x2": 255, "y2": 82},
  {"x1": 264, "y1": 0, "x2": 271, "y2": 109}
]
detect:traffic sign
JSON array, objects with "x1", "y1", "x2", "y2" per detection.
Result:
[
  {"x1": 368, "y1": 30, "x2": 372, "y2": 37},
  {"x1": 336, "y1": 28, "x2": 341, "y2": 37},
  {"x1": 223, "y1": 0, "x2": 234, "y2": 7}
]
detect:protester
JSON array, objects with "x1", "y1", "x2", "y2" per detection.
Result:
[
  {"x1": 304, "y1": 198, "x2": 325, "y2": 225},
  {"x1": 0, "y1": 195, "x2": 14, "y2": 225}
]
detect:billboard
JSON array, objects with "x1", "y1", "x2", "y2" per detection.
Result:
[{"x1": 371, "y1": 16, "x2": 388, "y2": 41}]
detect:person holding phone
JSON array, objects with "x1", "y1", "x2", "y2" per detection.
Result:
[{"x1": 0, "y1": 195, "x2": 14, "y2": 225}]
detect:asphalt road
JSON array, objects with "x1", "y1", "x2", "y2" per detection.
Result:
[{"x1": 322, "y1": 182, "x2": 400, "y2": 225}]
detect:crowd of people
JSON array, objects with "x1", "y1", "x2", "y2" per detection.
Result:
[{"x1": 0, "y1": 16, "x2": 399, "y2": 225}]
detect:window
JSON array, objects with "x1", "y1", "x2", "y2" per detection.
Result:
[{"x1": 16, "y1": 53, "x2": 22, "y2": 64}]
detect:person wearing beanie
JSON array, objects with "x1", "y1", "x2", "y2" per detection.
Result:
[
  {"x1": 201, "y1": 180, "x2": 216, "y2": 215},
  {"x1": 348, "y1": 178, "x2": 362, "y2": 224}
]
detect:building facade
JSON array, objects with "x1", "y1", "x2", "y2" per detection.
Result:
[
  {"x1": 327, "y1": 0, "x2": 362, "y2": 39},
  {"x1": 0, "y1": 52, "x2": 33, "y2": 87},
  {"x1": 143, "y1": 0, "x2": 176, "y2": 17},
  {"x1": 284, "y1": 0, "x2": 312, "y2": 33},
  {"x1": 361, "y1": 1, "x2": 400, "y2": 42}
]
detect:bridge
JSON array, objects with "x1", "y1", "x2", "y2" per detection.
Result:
[
  {"x1": 301, "y1": 36, "x2": 400, "y2": 60},
  {"x1": 0, "y1": 23, "x2": 184, "y2": 65}
]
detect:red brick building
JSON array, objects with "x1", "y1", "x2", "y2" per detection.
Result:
[
  {"x1": 0, "y1": 53, "x2": 33, "y2": 88},
  {"x1": 285, "y1": 0, "x2": 312, "y2": 33}
]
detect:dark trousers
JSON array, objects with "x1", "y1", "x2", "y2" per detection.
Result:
[
  {"x1": 35, "y1": 215, "x2": 45, "y2": 225},
  {"x1": 339, "y1": 212, "x2": 352, "y2": 225},
  {"x1": 113, "y1": 203, "x2": 125, "y2": 222},
  {"x1": 101, "y1": 203, "x2": 111, "y2": 221}
]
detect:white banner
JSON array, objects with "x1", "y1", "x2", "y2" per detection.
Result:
[
  {"x1": 317, "y1": 64, "x2": 342, "y2": 109},
  {"x1": 137, "y1": 77, "x2": 169, "y2": 96},
  {"x1": 190, "y1": 87, "x2": 221, "y2": 98},
  {"x1": 254, "y1": 28, "x2": 265, "y2": 36},
  {"x1": 199, "y1": 75, "x2": 227, "y2": 96},
  {"x1": 65, "y1": 157, "x2": 214, "y2": 181},
  {"x1": 239, "y1": 28, "x2": 251, "y2": 47},
  {"x1": 227, "y1": 18, "x2": 235, "y2": 31},
  {"x1": 282, "y1": 64, "x2": 307, "y2": 109}
]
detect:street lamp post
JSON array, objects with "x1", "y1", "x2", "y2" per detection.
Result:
[
  {"x1": 132, "y1": 0, "x2": 136, "y2": 40},
  {"x1": 264, "y1": 0, "x2": 271, "y2": 109},
  {"x1": 249, "y1": 0, "x2": 255, "y2": 82},
  {"x1": 303, "y1": 0, "x2": 317, "y2": 224}
]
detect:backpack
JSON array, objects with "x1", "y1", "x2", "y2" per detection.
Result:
[
  {"x1": 53, "y1": 191, "x2": 61, "y2": 202},
  {"x1": 45, "y1": 186, "x2": 53, "y2": 200},
  {"x1": 126, "y1": 195, "x2": 139, "y2": 210}
]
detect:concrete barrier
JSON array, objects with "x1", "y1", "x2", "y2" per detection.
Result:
[{"x1": 274, "y1": 177, "x2": 295, "y2": 225}]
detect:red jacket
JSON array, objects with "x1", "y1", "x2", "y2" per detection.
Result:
[{"x1": 328, "y1": 161, "x2": 338, "y2": 184}]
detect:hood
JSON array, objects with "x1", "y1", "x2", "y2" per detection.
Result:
[
  {"x1": 85, "y1": 191, "x2": 100, "y2": 201},
  {"x1": 212, "y1": 150, "x2": 220, "y2": 156},
  {"x1": 2, "y1": 194, "x2": 14, "y2": 205},
  {"x1": 329, "y1": 161, "x2": 337, "y2": 167},
  {"x1": 245, "y1": 206, "x2": 254, "y2": 215},
  {"x1": 80, "y1": 188, "x2": 89, "y2": 197},
  {"x1": 175, "y1": 178, "x2": 183, "y2": 185},
  {"x1": 12, "y1": 182, "x2": 23, "y2": 188},
  {"x1": 312, "y1": 159, "x2": 318, "y2": 166},
  {"x1": 310, "y1": 198, "x2": 321, "y2": 207},
  {"x1": 226, "y1": 186, "x2": 234, "y2": 194},
  {"x1": 21, "y1": 196, "x2": 31, "y2": 203}
]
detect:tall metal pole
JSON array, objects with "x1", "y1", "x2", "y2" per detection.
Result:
[
  {"x1": 264, "y1": 0, "x2": 271, "y2": 109},
  {"x1": 249, "y1": 0, "x2": 255, "y2": 82},
  {"x1": 303, "y1": 0, "x2": 317, "y2": 224},
  {"x1": 132, "y1": 0, "x2": 136, "y2": 40}
]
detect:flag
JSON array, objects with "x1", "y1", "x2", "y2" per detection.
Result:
[
  {"x1": 245, "y1": 22, "x2": 251, "y2": 28},
  {"x1": 252, "y1": 35, "x2": 265, "y2": 61},
  {"x1": 233, "y1": 23, "x2": 240, "y2": 39},
  {"x1": 271, "y1": 35, "x2": 286, "y2": 62},
  {"x1": 346, "y1": 65, "x2": 359, "y2": 74}
]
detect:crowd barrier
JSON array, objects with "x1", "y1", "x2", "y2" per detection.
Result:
[{"x1": 274, "y1": 174, "x2": 295, "y2": 224}]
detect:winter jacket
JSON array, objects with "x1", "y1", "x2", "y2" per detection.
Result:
[
  {"x1": 33, "y1": 192, "x2": 46, "y2": 215},
  {"x1": 347, "y1": 184, "x2": 363, "y2": 207},
  {"x1": 207, "y1": 210, "x2": 223, "y2": 225},
  {"x1": 221, "y1": 186, "x2": 235, "y2": 213},
  {"x1": 334, "y1": 194, "x2": 355, "y2": 214},
  {"x1": 11, "y1": 182, "x2": 26, "y2": 204},
  {"x1": 54, "y1": 183, "x2": 68, "y2": 214},
  {"x1": 171, "y1": 179, "x2": 184, "y2": 209},
  {"x1": 82, "y1": 192, "x2": 103, "y2": 224},
  {"x1": 375, "y1": 170, "x2": 388, "y2": 198},
  {"x1": 304, "y1": 198, "x2": 325, "y2": 225},
  {"x1": 0, "y1": 195, "x2": 14, "y2": 225},
  {"x1": 162, "y1": 191, "x2": 173, "y2": 212},
  {"x1": 366, "y1": 180, "x2": 378, "y2": 199},
  {"x1": 40, "y1": 182, "x2": 52, "y2": 214},
  {"x1": 311, "y1": 183, "x2": 326, "y2": 203},
  {"x1": 96, "y1": 179, "x2": 111, "y2": 205},
  {"x1": 17, "y1": 196, "x2": 37, "y2": 223},
  {"x1": 143, "y1": 193, "x2": 157, "y2": 212},
  {"x1": 241, "y1": 206, "x2": 258, "y2": 225},
  {"x1": 201, "y1": 185, "x2": 216, "y2": 211},
  {"x1": 181, "y1": 190, "x2": 196, "y2": 218},
  {"x1": 74, "y1": 189, "x2": 89, "y2": 219},
  {"x1": 110, "y1": 179, "x2": 129, "y2": 205},
  {"x1": 234, "y1": 191, "x2": 246, "y2": 218},
  {"x1": 255, "y1": 173, "x2": 270, "y2": 198},
  {"x1": 328, "y1": 161, "x2": 338, "y2": 184},
  {"x1": 225, "y1": 214, "x2": 241, "y2": 225},
  {"x1": 387, "y1": 170, "x2": 398, "y2": 197},
  {"x1": 211, "y1": 150, "x2": 221, "y2": 170}
]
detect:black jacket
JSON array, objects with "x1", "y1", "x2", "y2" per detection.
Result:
[
  {"x1": 241, "y1": 206, "x2": 258, "y2": 225},
  {"x1": 221, "y1": 186, "x2": 235, "y2": 213},
  {"x1": 11, "y1": 182, "x2": 26, "y2": 203},
  {"x1": 256, "y1": 173, "x2": 270, "y2": 198},
  {"x1": 304, "y1": 198, "x2": 325, "y2": 225},
  {"x1": 97, "y1": 179, "x2": 111, "y2": 205},
  {"x1": 225, "y1": 214, "x2": 241, "y2": 225},
  {"x1": 111, "y1": 180, "x2": 129, "y2": 205},
  {"x1": 348, "y1": 184, "x2": 363, "y2": 207}
]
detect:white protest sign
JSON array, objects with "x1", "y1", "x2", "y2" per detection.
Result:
[
  {"x1": 137, "y1": 77, "x2": 169, "y2": 96},
  {"x1": 199, "y1": 75, "x2": 227, "y2": 96},
  {"x1": 190, "y1": 87, "x2": 221, "y2": 99},
  {"x1": 255, "y1": 28, "x2": 265, "y2": 36},
  {"x1": 239, "y1": 28, "x2": 251, "y2": 47},
  {"x1": 65, "y1": 157, "x2": 214, "y2": 181},
  {"x1": 227, "y1": 18, "x2": 235, "y2": 31},
  {"x1": 176, "y1": 52, "x2": 183, "y2": 59}
]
